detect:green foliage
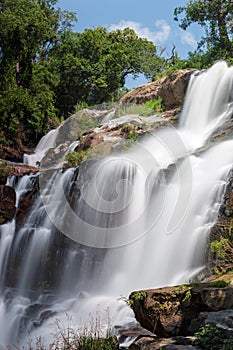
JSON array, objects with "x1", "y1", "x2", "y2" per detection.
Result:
[
  {"x1": 29, "y1": 321, "x2": 119, "y2": 350},
  {"x1": 0, "y1": 1, "x2": 166, "y2": 152},
  {"x1": 130, "y1": 291, "x2": 147, "y2": 304},
  {"x1": 74, "y1": 102, "x2": 89, "y2": 113},
  {"x1": 174, "y1": 0, "x2": 233, "y2": 65},
  {"x1": 194, "y1": 324, "x2": 233, "y2": 350},
  {"x1": 115, "y1": 103, "x2": 156, "y2": 118},
  {"x1": 0, "y1": 0, "x2": 75, "y2": 148},
  {"x1": 208, "y1": 280, "x2": 230, "y2": 288},
  {"x1": 64, "y1": 150, "x2": 87, "y2": 168},
  {"x1": 144, "y1": 98, "x2": 164, "y2": 113},
  {"x1": 210, "y1": 238, "x2": 229, "y2": 259},
  {"x1": 182, "y1": 289, "x2": 192, "y2": 303},
  {"x1": 50, "y1": 27, "x2": 163, "y2": 117},
  {"x1": 0, "y1": 161, "x2": 13, "y2": 177}
]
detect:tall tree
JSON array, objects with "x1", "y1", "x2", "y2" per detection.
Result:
[
  {"x1": 0, "y1": 0, "x2": 76, "y2": 147},
  {"x1": 50, "y1": 27, "x2": 163, "y2": 117},
  {"x1": 174, "y1": 0, "x2": 233, "y2": 63}
]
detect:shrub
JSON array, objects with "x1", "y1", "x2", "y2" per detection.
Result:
[
  {"x1": 144, "y1": 98, "x2": 164, "y2": 113},
  {"x1": 130, "y1": 291, "x2": 147, "y2": 304},
  {"x1": 194, "y1": 324, "x2": 233, "y2": 350},
  {"x1": 210, "y1": 239, "x2": 229, "y2": 259},
  {"x1": 64, "y1": 150, "x2": 87, "y2": 168}
]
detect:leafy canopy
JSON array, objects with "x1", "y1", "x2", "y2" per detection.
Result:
[
  {"x1": 174, "y1": 0, "x2": 233, "y2": 66},
  {"x1": 50, "y1": 27, "x2": 163, "y2": 117}
]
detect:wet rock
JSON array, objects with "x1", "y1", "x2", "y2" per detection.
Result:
[
  {"x1": 129, "y1": 284, "x2": 233, "y2": 338},
  {"x1": 129, "y1": 336, "x2": 200, "y2": 350},
  {"x1": 209, "y1": 169, "x2": 233, "y2": 272},
  {"x1": 0, "y1": 185, "x2": 16, "y2": 224},
  {"x1": 16, "y1": 175, "x2": 39, "y2": 229},
  {"x1": 115, "y1": 323, "x2": 157, "y2": 347},
  {"x1": 119, "y1": 69, "x2": 196, "y2": 108},
  {"x1": 190, "y1": 309, "x2": 233, "y2": 337},
  {"x1": 0, "y1": 144, "x2": 34, "y2": 163}
]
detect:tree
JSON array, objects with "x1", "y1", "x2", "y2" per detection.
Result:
[
  {"x1": 174, "y1": 0, "x2": 233, "y2": 65},
  {"x1": 0, "y1": 0, "x2": 76, "y2": 147},
  {"x1": 50, "y1": 27, "x2": 163, "y2": 117}
]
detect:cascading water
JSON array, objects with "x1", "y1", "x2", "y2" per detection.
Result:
[
  {"x1": 1, "y1": 61, "x2": 233, "y2": 348},
  {"x1": 23, "y1": 128, "x2": 60, "y2": 167}
]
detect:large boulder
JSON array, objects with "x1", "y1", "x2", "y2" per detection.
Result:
[
  {"x1": 119, "y1": 69, "x2": 197, "y2": 109},
  {"x1": 129, "y1": 281, "x2": 233, "y2": 338}
]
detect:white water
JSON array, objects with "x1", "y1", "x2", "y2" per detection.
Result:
[
  {"x1": 0, "y1": 62, "x2": 233, "y2": 347},
  {"x1": 23, "y1": 128, "x2": 60, "y2": 167}
]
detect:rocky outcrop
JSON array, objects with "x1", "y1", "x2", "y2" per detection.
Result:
[
  {"x1": 128, "y1": 279, "x2": 233, "y2": 349},
  {"x1": 0, "y1": 185, "x2": 16, "y2": 224},
  {"x1": 40, "y1": 108, "x2": 180, "y2": 168},
  {"x1": 119, "y1": 69, "x2": 197, "y2": 108}
]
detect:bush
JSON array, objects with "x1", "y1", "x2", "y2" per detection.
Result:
[
  {"x1": 64, "y1": 150, "x2": 87, "y2": 168},
  {"x1": 194, "y1": 324, "x2": 233, "y2": 350},
  {"x1": 144, "y1": 98, "x2": 164, "y2": 113},
  {"x1": 130, "y1": 291, "x2": 147, "y2": 304}
]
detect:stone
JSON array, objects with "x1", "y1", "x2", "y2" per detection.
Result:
[
  {"x1": 119, "y1": 69, "x2": 197, "y2": 108},
  {"x1": 16, "y1": 175, "x2": 39, "y2": 230},
  {"x1": 190, "y1": 309, "x2": 233, "y2": 337},
  {"x1": 0, "y1": 185, "x2": 16, "y2": 224},
  {"x1": 209, "y1": 169, "x2": 233, "y2": 272},
  {"x1": 129, "y1": 284, "x2": 233, "y2": 338}
]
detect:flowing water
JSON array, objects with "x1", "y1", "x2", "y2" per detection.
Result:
[{"x1": 1, "y1": 62, "x2": 233, "y2": 347}]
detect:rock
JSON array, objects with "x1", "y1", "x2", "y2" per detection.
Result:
[
  {"x1": 128, "y1": 336, "x2": 201, "y2": 350},
  {"x1": 209, "y1": 169, "x2": 233, "y2": 272},
  {"x1": 190, "y1": 309, "x2": 233, "y2": 337},
  {"x1": 16, "y1": 175, "x2": 39, "y2": 230},
  {"x1": 73, "y1": 109, "x2": 180, "y2": 161},
  {"x1": 0, "y1": 144, "x2": 33, "y2": 163},
  {"x1": 129, "y1": 284, "x2": 233, "y2": 338},
  {"x1": 115, "y1": 323, "x2": 157, "y2": 348},
  {"x1": 0, "y1": 185, "x2": 16, "y2": 224},
  {"x1": 40, "y1": 109, "x2": 180, "y2": 169},
  {"x1": 119, "y1": 69, "x2": 197, "y2": 108}
]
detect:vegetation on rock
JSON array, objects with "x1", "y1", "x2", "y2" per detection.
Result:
[{"x1": 194, "y1": 324, "x2": 233, "y2": 350}]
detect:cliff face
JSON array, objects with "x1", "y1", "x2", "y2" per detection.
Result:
[{"x1": 119, "y1": 69, "x2": 197, "y2": 108}]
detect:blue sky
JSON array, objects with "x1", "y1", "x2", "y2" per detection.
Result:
[{"x1": 57, "y1": 0, "x2": 202, "y2": 87}]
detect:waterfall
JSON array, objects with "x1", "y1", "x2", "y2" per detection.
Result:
[
  {"x1": 23, "y1": 128, "x2": 60, "y2": 167},
  {"x1": 1, "y1": 61, "x2": 233, "y2": 348}
]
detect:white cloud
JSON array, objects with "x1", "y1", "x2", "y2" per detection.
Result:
[
  {"x1": 108, "y1": 19, "x2": 171, "y2": 45},
  {"x1": 180, "y1": 31, "x2": 197, "y2": 48}
]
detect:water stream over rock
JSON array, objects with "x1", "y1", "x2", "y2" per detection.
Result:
[{"x1": 0, "y1": 62, "x2": 233, "y2": 348}]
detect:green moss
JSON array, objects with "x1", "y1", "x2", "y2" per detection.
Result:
[
  {"x1": 64, "y1": 150, "x2": 87, "y2": 168},
  {"x1": 130, "y1": 291, "x2": 147, "y2": 304},
  {"x1": 0, "y1": 161, "x2": 13, "y2": 177},
  {"x1": 211, "y1": 239, "x2": 229, "y2": 259},
  {"x1": 208, "y1": 280, "x2": 230, "y2": 288}
]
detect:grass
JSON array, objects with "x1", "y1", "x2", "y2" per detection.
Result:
[{"x1": 20, "y1": 317, "x2": 119, "y2": 350}]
